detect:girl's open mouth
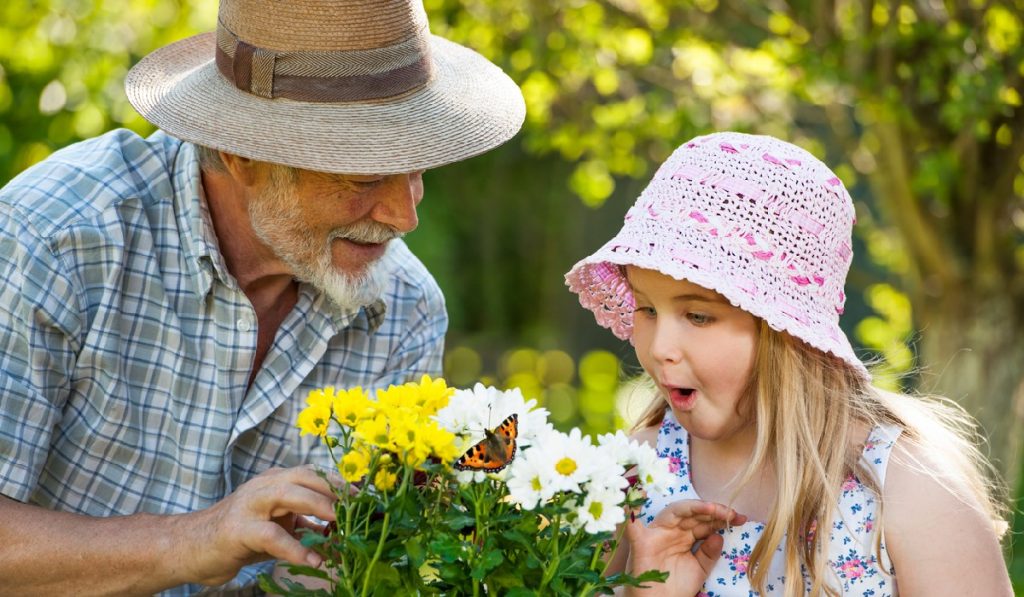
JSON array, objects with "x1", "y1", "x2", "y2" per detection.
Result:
[{"x1": 668, "y1": 387, "x2": 697, "y2": 411}]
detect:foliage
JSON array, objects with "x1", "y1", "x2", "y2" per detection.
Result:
[
  {"x1": 262, "y1": 376, "x2": 673, "y2": 596},
  {"x1": 0, "y1": 0, "x2": 216, "y2": 180}
]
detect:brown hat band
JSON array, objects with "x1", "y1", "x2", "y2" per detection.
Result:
[{"x1": 214, "y1": 22, "x2": 434, "y2": 102}]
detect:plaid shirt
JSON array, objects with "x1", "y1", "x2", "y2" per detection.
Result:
[{"x1": 0, "y1": 130, "x2": 447, "y2": 595}]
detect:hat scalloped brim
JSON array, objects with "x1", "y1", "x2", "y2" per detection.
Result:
[
  {"x1": 566, "y1": 250, "x2": 873, "y2": 384},
  {"x1": 125, "y1": 32, "x2": 526, "y2": 175}
]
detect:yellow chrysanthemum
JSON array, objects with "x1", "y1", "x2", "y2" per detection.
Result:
[
  {"x1": 375, "y1": 383, "x2": 413, "y2": 412},
  {"x1": 339, "y1": 449, "x2": 370, "y2": 483},
  {"x1": 296, "y1": 388, "x2": 334, "y2": 437},
  {"x1": 373, "y1": 466, "x2": 399, "y2": 492},
  {"x1": 333, "y1": 386, "x2": 374, "y2": 428},
  {"x1": 355, "y1": 414, "x2": 393, "y2": 450},
  {"x1": 389, "y1": 417, "x2": 431, "y2": 467},
  {"x1": 420, "y1": 421, "x2": 459, "y2": 464},
  {"x1": 411, "y1": 375, "x2": 454, "y2": 413}
]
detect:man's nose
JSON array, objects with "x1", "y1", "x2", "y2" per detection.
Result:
[{"x1": 370, "y1": 171, "x2": 423, "y2": 234}]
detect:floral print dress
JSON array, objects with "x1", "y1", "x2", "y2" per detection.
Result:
[{"x1": 641, "y1": 410, "x2": 900, "y2": 596}]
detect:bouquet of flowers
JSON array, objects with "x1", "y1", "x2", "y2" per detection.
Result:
[{"x1": 260, "y1": 376, "x2": 673, "y2": 596}]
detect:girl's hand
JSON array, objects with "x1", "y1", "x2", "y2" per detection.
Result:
[{"x1": 624, "y1": 500, "x2": 746, "y2": 596}]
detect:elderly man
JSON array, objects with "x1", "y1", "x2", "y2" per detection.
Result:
[{"x1": 0, "y1": 0, "x2": 523, "y2": 594}]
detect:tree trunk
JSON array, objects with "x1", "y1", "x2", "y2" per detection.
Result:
[{"x1": 915, "y1": 287, "x2": 1024, "y2": 493}]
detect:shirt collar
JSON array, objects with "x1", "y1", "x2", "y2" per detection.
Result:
[
  {"x1": 303, "y1": 284, "x2": 387, "y2": 333},
  {"x1": 171, "y1": 141, "x2": 227, "y2": 298}
]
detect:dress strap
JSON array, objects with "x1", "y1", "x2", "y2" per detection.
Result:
[{"x1": 859, "y1": 423, "x2": 902, "y2": 486}]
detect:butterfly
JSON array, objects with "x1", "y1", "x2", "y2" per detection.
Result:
[{"x1": 453, "y1": 413, "x2": 519, "y2": 473}]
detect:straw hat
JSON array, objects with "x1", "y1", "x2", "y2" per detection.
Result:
[{"x1": 125, "y1": 0, "x2": 526, "y2": 174}]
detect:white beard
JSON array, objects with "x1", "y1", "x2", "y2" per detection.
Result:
[
  {"x1": 247, "y1": 169, "x2": 401, "y2": 312},
  {"x1": 314, "y1": 229, "x2": 393, "y2": 312}
]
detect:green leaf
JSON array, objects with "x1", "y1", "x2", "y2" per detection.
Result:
[
  {"x1": 257, "y1": 574, "x2": 289, "y2": 596},
  {"x1": 470, "y1": 546, "x2": 504, "y2": 580},
  {"x1": 442, "y1": 508, "x2": 476, "y2": 531},
  {"x1": 298, "y1": 528, "x2": 330, "y2": 549},
  {"x1": 605, "y1": 569, "x2": 670, "y2": 588},
  {"x1": 277, "y1": 564, "x2": 331, "y2": 582},
  {"x1": 258, "y1": 573, "x2": 333, "y2": 596},
  {"x1": 405, "y1": 537, "x2": 426, "y2": 567},
  {"x1": 368, "y1": 560, "x2": 401, "y2": 589}
]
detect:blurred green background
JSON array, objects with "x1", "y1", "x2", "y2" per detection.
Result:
[{"x1": 2, "y1": 0, "x2": 1023, "y2": 587}]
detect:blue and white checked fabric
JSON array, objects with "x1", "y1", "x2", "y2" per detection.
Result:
[{"x1": 0, "y1": 129, "x2": 447, "y2": 595}]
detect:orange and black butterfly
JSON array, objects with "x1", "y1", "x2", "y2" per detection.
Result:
[{"x1": 453, "y1": 413, "x2": 519, "y2": 473}]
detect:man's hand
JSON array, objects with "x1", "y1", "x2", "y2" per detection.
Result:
[
  {"x1": 624, "y1": 500, "x2": 746, "y2": 596},
  {"x1": 180, "y1": 466, "x2": 337, "y2": 586}
]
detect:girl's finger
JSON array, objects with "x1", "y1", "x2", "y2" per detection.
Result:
[{"x1": 694, "y1": 532, "x2": 726, "y2": 574}]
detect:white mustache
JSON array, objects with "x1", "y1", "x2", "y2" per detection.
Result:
[{"x1": 331, "y1": 221, "x2": 403, "y2": 244}]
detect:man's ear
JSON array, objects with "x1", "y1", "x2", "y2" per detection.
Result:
[{"x1": 219, "y1": 152, "x2": 260, "y2": 187}]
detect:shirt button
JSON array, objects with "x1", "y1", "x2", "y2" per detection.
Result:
[{"x1": 236, "y1": 317, "x2": 252, "y2": 332}]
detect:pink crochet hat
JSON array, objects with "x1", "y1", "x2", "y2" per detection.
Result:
[{"x1": 566, "y1": 132, "x2": 870, "y2": 382}]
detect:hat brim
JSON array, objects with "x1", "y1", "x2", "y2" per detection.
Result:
[
  {"x1": 565, "y1": 247, "x2": 873, "y2": 384},
  {"x1": 125, "y1": 32, "x2": 525, "y2": 174}
]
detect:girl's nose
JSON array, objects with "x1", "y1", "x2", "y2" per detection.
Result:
[
  {"x1": 370, "y1": 171, "x2": 423, "y2": 233},
  {"x1": 648, "y1": 321, "x2": 684, "y2": 364}
]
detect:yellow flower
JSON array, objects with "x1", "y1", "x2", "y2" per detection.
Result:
[
  {"x1": 388, "y1": 416, "x2": 421, "y2": 466},
  {"x1": 373, "y1": 466, "x2": 399, "y2": 491},
  {"x1": 333, "y1": 386, "x2": 374, "y2": 428},
  {"x1": 355, "y1": 414, "x2": 393, "y2": 450},
  {"x1": 412, "y1": 375, "x2": 454, "y2": 413},
  {"x1": 420, "y1": 421, "x2": 459, "y2": 464},
  {"x1": 374, "y1": 376, "x2": 454, "y2": 416},
  {"x1": 375, "y1": 383, "x2": 412, "y2": 412},
  {"x1": 339, "y1": 449, "x2": 370, "y2": 483},
  {"x1": 297, "y1": 388, "x2": 334, "y2": 437}
]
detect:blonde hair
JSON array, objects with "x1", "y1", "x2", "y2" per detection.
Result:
[{"x1": 632, "y1": 319, "x2": 1007, "y2": 596}]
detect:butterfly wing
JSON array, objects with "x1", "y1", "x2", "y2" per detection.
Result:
[
  {"x1": 454, "y1": 414, "x2": 519, "y2": 472},
  {"x1": 492, "y1": 413, "x2": 518, "y2": 464}
]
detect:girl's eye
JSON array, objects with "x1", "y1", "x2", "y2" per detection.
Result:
[
  {"x1": 634, "y1": 306, "x2": 656, "y2": 318},
  {"x1": 688, "y1": 312, "x2": 713, "y2": 325}
]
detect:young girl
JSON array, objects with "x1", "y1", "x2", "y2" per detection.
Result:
[{"x1": 566, "y1": 132, "x2": 1011, "y2": 596}]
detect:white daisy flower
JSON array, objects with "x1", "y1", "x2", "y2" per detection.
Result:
[
  {"x1": 505, "y1": 448, "x2": 556, "y2": 510},
  {"x1": 575, "y1": 486, "x2": 627, "y2": 534},
  {"x1": 434, "y1": 384, "x2": 552, "y2": 452},
  {"x1": 584, "y1": 463, "x2": 629, "y2": 495},
  {"x1": 538, "y1": 427, "x2": 598, "y2": 495},
  {"x1": 596, "y1": 430, "x2": 642, "y2": 468},
  {"x1": 632, "y1": 444, "x2": 674, "y2": 497}
]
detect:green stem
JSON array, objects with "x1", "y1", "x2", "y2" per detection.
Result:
[
  {"x1": 327, "y1": 431, "x2": 356, "y2": 593},
  {"x1": 359, "y1": 465, "x2": 410, "y2": 597},
  {"x1": 359, "y1": 511, "x2": 391, "y2": 597},
  {"x1": 602, "y1": 522, "x2": 628, "y2": 575},
  {"x1": 538, "y1": 511, "x2": 562, "y2": 591},
  {"x1": 471, "y1": 483, "x2": 484, "y2": 597},
  {"x1": 576, "y1": 537, "x2": 608, "y2": 597}
]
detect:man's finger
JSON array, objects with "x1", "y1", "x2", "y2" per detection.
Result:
[
  {"x1": 287, "y1": 466, "x2": 341, "y2": 496},
  {"x1": 260, "y1": 485, "x2": 337, "y2": 521},
  {"x1": 247, "y1": 521, "x2": 323, "y2": 568}
]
